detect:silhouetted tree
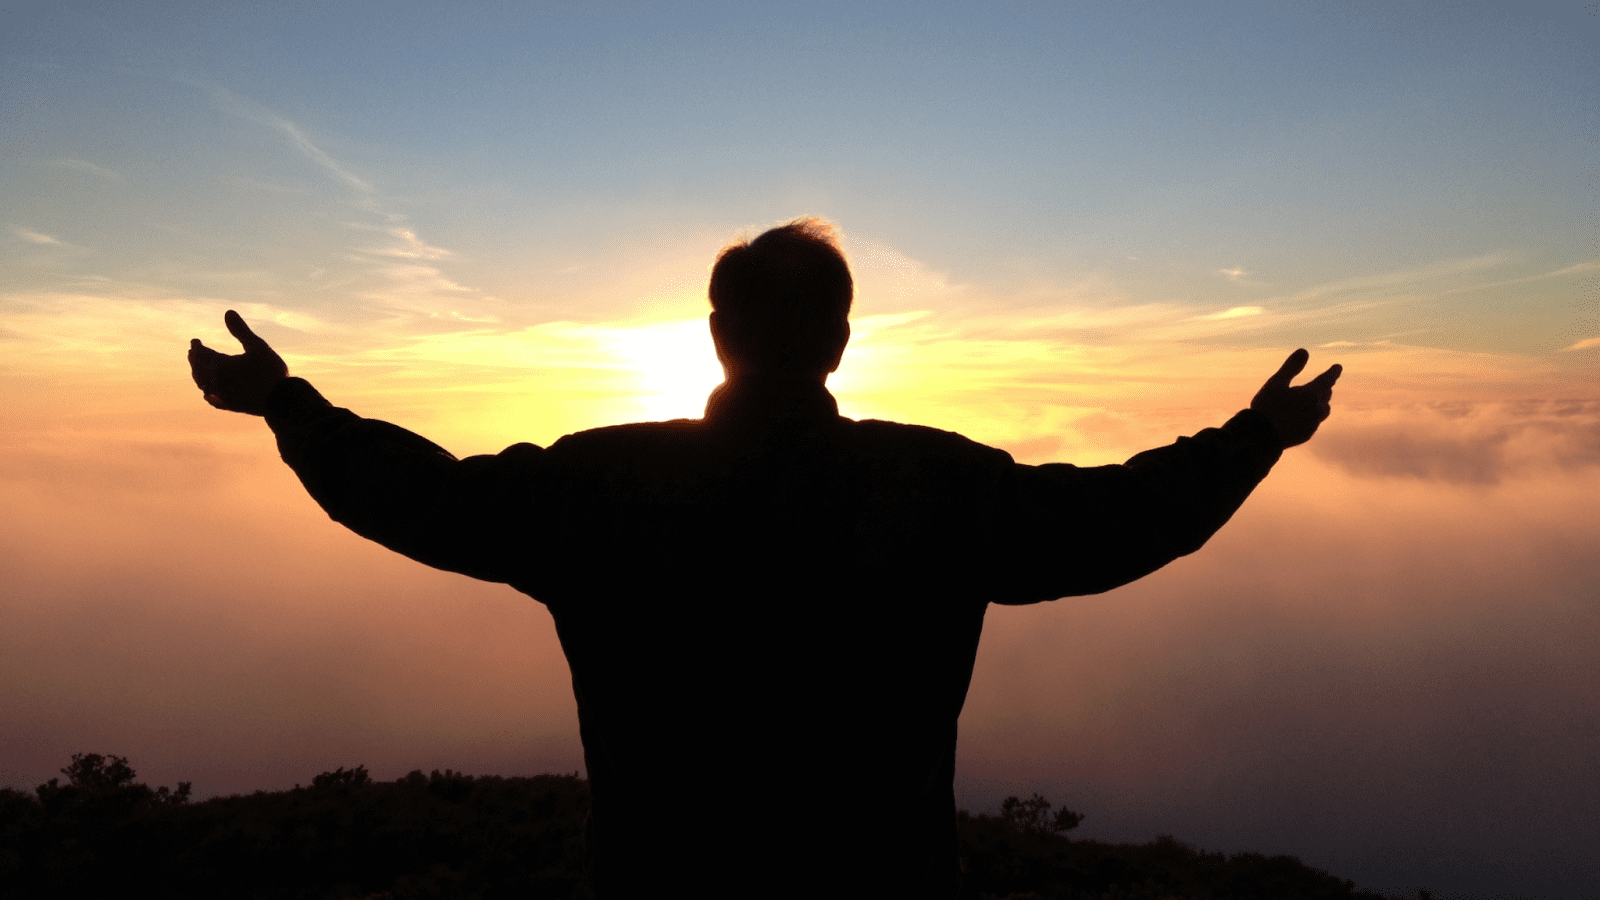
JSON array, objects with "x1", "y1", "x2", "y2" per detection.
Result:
[
  {"x1": 311, "y1": 764, "x2": 372, "y2": 791},
  {"x1": 1000, "y1": 792, "x2": 1083, "y2": 836},
  {"x1": 35, "y1": 751, "x2": 191, "y2": 812},
  {"x1": 61, "y1": 752, "x2": 136, "y2": 791}
]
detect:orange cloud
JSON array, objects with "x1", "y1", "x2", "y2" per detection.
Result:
[{"x1": 1309, "y1": 400, "x2": 1600, "y2": 484}]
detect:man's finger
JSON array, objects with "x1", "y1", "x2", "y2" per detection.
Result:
[
  {"x1": 188, "y1": 339, "x2": 223, "y2": 363},
  {"x1": 224, "y1": 310, "x2": 270, "y2": 354},
  {"x1": 188, "y1": 339, "x2": 221, "y2": 385},
  {"x1": 1308, "y1": 363, "x2": 1343, "y2": 390},
  {"x1": 1268, "y1": 348, "x2": 1310, "y2": 389}
]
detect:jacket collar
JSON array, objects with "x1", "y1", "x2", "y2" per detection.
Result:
[{"x1": 703, "y1": 375, "x2": 840, "y2": 425}]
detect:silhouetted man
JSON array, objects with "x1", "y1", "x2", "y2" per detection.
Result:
[{"x1": 189, "y1": 219, "x2": 1340, "y2": 899}]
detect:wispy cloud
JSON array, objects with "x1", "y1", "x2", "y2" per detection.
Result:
[
  {"x1": 1217, "y1": 267, "x2": 1249, "y2": 282},
  {"x1": 51, "y1": 158, "x2": 119, "y2": 179},
  {"x1": 1546, "y1": 259, "x2": 1600, "y2": 278},
  {"x1": 1561, "y1": 337, "x2": 1600, "y2": 352},
  {"x1": 11, "y1": 226, "x2": 62, "y2": 245},
  {"x1": 225, "y1": 176, "x2": 313, "y2": 195},
  {"x1": 370, "y1": 263, "x2": 477, "y2": 296},
  {"x1": 270, "y1": 118, "x2": 374, "y2": 194},
  {"x1": 1280, "y1": 251, "x2": 1518, "y2": 305},
  {"x1": 185, "y1": 77, "x2": 488, "y2": 324},
  {"x1": 1195, "y1": 306, "x2": 1263, "y2": 321},
  {"x1": 363, "y1": 227, "x2": 453, "y2": 261},
  {"x1": 1441, "y1": 258, "x2": 1600, "y2": 296},
  {"x1": 8, "y1": 225, "x2": 72, "y2": 246},
  {"x1": 191, "y1": 77, "x2": 374, "y2": 195},
  {"x1": 1319, "y1": 339, "x2": 1394, "y2": 349}
]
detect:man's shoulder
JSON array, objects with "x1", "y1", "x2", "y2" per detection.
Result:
[
  {"x1": 562, "y1": 417, "x2": 703, "y2": 438},
  {"x1": 544, "y1": 415, "x2": 1014, "y2": 469},
  {"x1": 848, "y1": 417, "x2": 1002, "y2": 448},
  {"x1": 844, "y1": 417, "x2": 1015, "y2": 465},
  {"x1": 548, "y1": 418, "x2": 703, "y2": 453}
]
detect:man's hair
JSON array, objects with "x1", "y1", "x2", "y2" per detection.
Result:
[{"x1": 709, "y1": 218, "x2": 853, "y2": 376}]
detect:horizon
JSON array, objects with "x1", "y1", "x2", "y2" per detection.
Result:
[{"x1": 3, "y1": 3, "x2": 1597, "y2": 897}]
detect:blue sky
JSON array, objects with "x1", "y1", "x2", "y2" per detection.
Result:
[
  {"x1": 3, "y1": 3, "x2": 1598, "y2": 896},
  {"x1": 6, "y1": 2, "x2": 1595, "y2": 349}
]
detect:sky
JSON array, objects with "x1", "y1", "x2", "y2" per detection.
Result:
[{"x1": 2, "y1": 1, "x2": 1597, "y2": 896}]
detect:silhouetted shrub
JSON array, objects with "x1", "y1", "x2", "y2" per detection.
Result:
[
  {"x1": 0, "y1": 754, "x2": 588, "y2": 899},
  {"x1": 955, "y1": 796, "x2": 1403, "y2": 900},
  {"x1": 0, "y1": 755, "x2": 1427, "y2": 899}
]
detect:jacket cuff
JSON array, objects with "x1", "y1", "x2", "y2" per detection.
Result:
[
  {"x1": 1225, "y1": 407, "x2": 1286, "y2": 457},
  {"x1": 263, "y1": 377, "x2": 335, "y2": 436}
]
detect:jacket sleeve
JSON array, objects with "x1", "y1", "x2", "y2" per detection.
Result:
[
  {"x1": 263, "y1": 377, "x2": 546, "y2": 584},
  {"x1": 993, "y1": 408, "x2": 1283, "y2": 604}
]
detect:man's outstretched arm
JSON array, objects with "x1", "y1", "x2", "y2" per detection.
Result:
[
  {"x1": 998, "y1": 349, "x2": 1341, "y2": 603},
  {"x1": 188, "y1": 311, "x2": 543, "y2": 584}
]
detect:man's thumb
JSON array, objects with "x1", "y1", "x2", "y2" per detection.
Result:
[{"x1": 225, "y1": 310, "x2": 269, "y2": 352}]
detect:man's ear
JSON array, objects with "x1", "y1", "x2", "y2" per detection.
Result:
[
  {"x1": 709, "y1": 311, "x2": 743, "y2": 376},
  {"x1": 825, "y1": 321, "x2": 850, "y2": 374}
]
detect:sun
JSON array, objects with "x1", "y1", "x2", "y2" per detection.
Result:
[{"x1": 600, "y1": 317, "x2": 726, "y2": 422}]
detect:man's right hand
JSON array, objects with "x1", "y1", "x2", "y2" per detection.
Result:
[
  {"x1": 188, "y1": 310, "x2": 288, "y2": 416},
  {"x1": 1250, "y1": 349, "x2": 1341, "y2": 448}
]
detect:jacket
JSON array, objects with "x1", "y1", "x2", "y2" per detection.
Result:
[{"x1": 264, "y1": 373, "x2": 1283, "y2": 898}]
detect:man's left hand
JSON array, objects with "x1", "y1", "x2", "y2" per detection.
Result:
[{"x1": 1250, "y1": 348, "x2": 1341, "y2": 448}]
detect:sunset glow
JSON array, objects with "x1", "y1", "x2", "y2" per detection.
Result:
[{"x1": 3, "y1": 2, "x2": 1597, "y2": 896}]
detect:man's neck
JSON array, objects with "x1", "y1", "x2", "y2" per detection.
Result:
[{"x1": 703, "y1": 374, "x2": 839, "y2": 424}]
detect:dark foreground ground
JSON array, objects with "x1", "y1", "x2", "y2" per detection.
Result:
[{"x1": 1, "y1": 754, "x2": 1431, "y2": 899}]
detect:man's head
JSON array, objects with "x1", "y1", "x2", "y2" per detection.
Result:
[{"x1": 708, "y1": 218, "x2": 852, "y2": 380}]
